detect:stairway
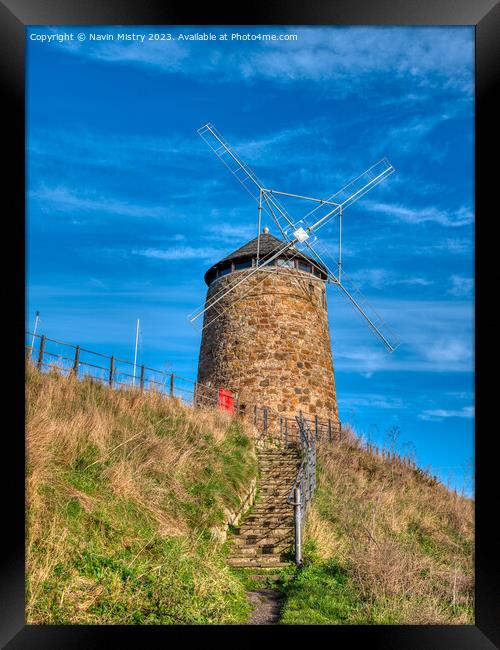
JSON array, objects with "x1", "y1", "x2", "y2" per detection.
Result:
[{"x1": 228, "y1": 446, "x2": 300, "y2": 568}]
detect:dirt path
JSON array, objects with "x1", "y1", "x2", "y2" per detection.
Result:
[{"x1": 247, "y1": 589, "x2": 282, "y2": 624}]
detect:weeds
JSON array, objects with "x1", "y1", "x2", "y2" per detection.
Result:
[{"x1": 26, "y1": 364, "x2": 257, "y2": 624}]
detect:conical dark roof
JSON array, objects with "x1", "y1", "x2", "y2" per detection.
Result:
[{"x1": 204, "y1": 231, "x2": 327, "y2": 285}]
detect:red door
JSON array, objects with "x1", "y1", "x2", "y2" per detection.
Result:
[{"x1": 218, "y1": 388, "x2": 234, "y2": 413}]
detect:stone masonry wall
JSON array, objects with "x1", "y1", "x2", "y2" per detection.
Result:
[{"x1": 196, "y1": 267, "x2": 339, "y2": 422}]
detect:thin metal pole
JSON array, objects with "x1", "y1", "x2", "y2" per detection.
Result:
[
  {"x1": 132, "y1": 319, "x2": 140, "y2": 386},
  {"x1": 294, "y1": 486, "x2": 302, "y2": 566},
  {"x1": 109, "y1": 356, "x2": 115, "y2": 388},
  {"x1": 140, "y1": 364, "x2": 145, "y2": 392},
  {"x1": 338, "y1": 206, "x2": 342, "y2": 282},
  {"x1": 73, "y1": 345, "x2": 80, "y2": 376},
  {"x1": 253, "y1": 404, "x2": 257, "y2": 426},
  {"x1": 256, "y1": 190, "x2": 262, "y2": 267},
  {"x1": 169, "y1": 373, "x2": 174, "y2": 397},
  {"x1": 31, "y1": 311, "x2": 40, "y2": 359},
  {"x1": 37, "y1": 335, "x2": 46, "y2": 370},
  {"x1": 315, "y1": 415, "x2": 319, "y2": 441},
  {"x1": 285, "y1": 419, "x2": 288, "y2": 447}
]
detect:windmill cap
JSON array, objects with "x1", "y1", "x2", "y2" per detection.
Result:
[{"x1": 203, "y1": 232, "x2": 327, "y2": 285}]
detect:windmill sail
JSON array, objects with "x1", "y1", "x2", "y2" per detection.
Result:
[
  {"x1": 197, "y1": 123, "x2": 295, "y2": 235},
  {"x1": 298, "y1": 238, "x2": 400, "y2": 352},
  {"x1": 193, "y1": 122, "x2": 400, "y2": 352}
]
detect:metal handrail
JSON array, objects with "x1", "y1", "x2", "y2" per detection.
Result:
[{"x1": 286, "y1": 413, "x2": 317, "y2": 565}]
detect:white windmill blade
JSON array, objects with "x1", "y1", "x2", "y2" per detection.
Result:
[
  {"x1": 300, "y1": 237, "x2": 400, "y2": 353},
  {"x1": 187, "y1": 237, "x2": 296, "y2": 324},
  {"x1": 333, "y1": 270, "x2": 400, "y2": 353},
  {"x1": 190, "y1": 244, "x2": 312, "y2": 333},
  {"x1": 197, "y1": 123, "x2": 295, "y2": 234},
  {"x1": 300, "y1": 158, "x2": 395, "y2": 236}
]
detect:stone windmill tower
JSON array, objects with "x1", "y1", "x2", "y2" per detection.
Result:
[
  {"x1": 190, "y1": 123, "x2": 399, "y2": 422},
  {"x1": 196, "y1": 227, "x2": 339, "y2": 422}
]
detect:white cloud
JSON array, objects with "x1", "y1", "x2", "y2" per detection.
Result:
[
  {"x1": 414, "y1": 237, "x2": 473, "y2": 256},
  {"x1": 330, "y1": 297, "x2": 473, "y2": 373},
  {"x1": 132, "y1": 246, "x2": 224, "y2": 262},
  {"x1": 348, "y1": 267, "x2": 433, "y2": 289},
  {"x1": 29, "y1": 185, "x2": 168, "y2": 219},
  {"x1": 362, "y1": 201, "x2": 474, "y2": 228},
  {"x1": 50, "y1": 26, "x2": 473, "y2": 94},
  {"x1": 419, "y1": 405, "x2": 474, "y2": 421},
  {"x1": 448, "y1": 275, "x2": 474, "y2": 297}
]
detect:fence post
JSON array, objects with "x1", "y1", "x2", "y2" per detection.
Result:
[
  {"x1": 236, "y1": 395, "x2": 240, "y2": 417},
  {"x1": 193, "y1": 381, "x2": 198, "y2": 407},
  {"x1": 109, "y1": 356, "x2": 115, "y2": 388},
  {"x1": 328, "y1": 418, "x2": 332, "y2": 443},
  {"x1": 253, "y1": 404, "x2": 257, "y2": 426},
  {"x1": 294, "y1": 486, "x2": 302, "y2": 566},
  {"x1": 264, "y1": 408, "x2": 268, "y2": 436},
  {"x1": 169, "y1": 373, "x2": 174, "y2": 398},
  {"x1": 140, "y1": 365, "x2": 145, "y2": 392},
  {"x1": 73, "y1": 345, "x2": 80, "y2": 376},
  {"x1": 315, "y1": 415, "x2": 319, "y2": 441},
  {"x1": 285, "y1": 419, "x2": 288, "y2": 447},
  {"x1": 37, "y1": 335, "x2": 46, "y2": 370}
]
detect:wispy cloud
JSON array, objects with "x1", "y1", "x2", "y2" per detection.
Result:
[
  {"x1": 330, "y1": 298, "x2": 473, "y2": 374},
  {"x1": 132, "y1": 246, "x2": 224, "y2": 262},
  {"x1": 50, "y1": 27, "x2": 473, "y2": 95},
  {"x1": 419, "y1": 405, "x2": 474, "y2": 421},
  {"x1": 362, "y1": 200, "x2": 473, "y2": 228},
  {"x1": 348, "y1": 267, "x2": 433, "y2": 290},
  {"x1": 448, "y1": 275, "x2": 474, "y2": 297},
  {"x1": 413, "y1": 237, "x2": 473, "y2": 256},
  {"x1": 29, "y1": 185, "x2": 168, "y2": 219}
]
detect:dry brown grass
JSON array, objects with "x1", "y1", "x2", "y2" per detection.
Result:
[
  {"x1": 304, "y1": 425, "x2": 474, "y2": 624},
  {"x1": 26, "y1": 364, "x2": 257, "y2": 624}
]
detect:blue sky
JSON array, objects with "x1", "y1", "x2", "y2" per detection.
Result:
[{"x1": 26, "y1": 26, "x2": 474, "y2": 494}]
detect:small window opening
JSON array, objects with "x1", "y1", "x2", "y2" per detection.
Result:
[{"x1": 234, "y1": 259, "x2": 252, "y2": 271}]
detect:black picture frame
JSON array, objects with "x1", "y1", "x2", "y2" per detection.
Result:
[{"x1": 2, "y1": 0, "x2": 498, "y2": 647}]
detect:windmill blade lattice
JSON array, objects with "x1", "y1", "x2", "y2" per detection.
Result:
[{"x1": 193, "y1": 121, "x2": 400, "y2": 352}]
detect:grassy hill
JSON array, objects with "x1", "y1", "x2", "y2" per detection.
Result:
[
  {"x1": 26, "y1": 364, "x2": 474, "y2": 625},
  {"x1": 26, "y1": 364, "x2": 257, "y2": 624},
  {"x1": 279, "y1": 429, "x2": 474, "y2": 624}
]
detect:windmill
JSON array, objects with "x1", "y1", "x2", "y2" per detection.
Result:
[{"x1": 188, "y1": 123, "x2": 400, "y2": 353}]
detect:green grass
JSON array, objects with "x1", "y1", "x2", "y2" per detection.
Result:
[{"x1": 26, "y1": 368, "x2": 257, "y2": 624}]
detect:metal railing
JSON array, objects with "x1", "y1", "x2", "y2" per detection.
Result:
[
  {"x1": 25, "y1": 332, "x2": 222, "y2": 408},
  {"x1": 287, "y1": 413, "x2": 317, "y2": 565},
  {"x1": 252, "y1": 403, "x2": 342, "y2": 447}
]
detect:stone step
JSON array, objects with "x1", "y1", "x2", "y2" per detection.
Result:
[
  {"x1": 242, "y1": 519, "x2": 293, "y2": 528},
  {"x1": 235, "y1": 525, "x2": 294, "y2": 536},
  {"x1": 257, "y1": 450, "x2": 299, "y2": 456},
  {"x1": 259, "y1": 470, "x2": 298, "y2": 476},
  {"x1": 233, "y1": 534, "x2": 294, "y2": 554},
  {"x1": 249, "y1": 510, "x2": 293, "y2": 526},
  {"x1": 240, "y1": 511, "x2": 293, "y2": 519},
  {"x1": 258, "y1": 459, "x2": 299, "y2": 465},
  {"x1": 258, "y1": 488, "x2": 293, "y2": 494},
  {"x1": 253, "y1": 504, "x2": 290, "y2": 511},
  {"x1": 247, "y1": 574, "x2": 282, "y2": 584},
  {"x1": 232, "y1": 535, "x2": 293, "y2": 546},
  {"x1": 227, "y1": 556, "x2": 290, "y2": 568},
  {"x1": 230, "y1": 543, "x2": 292, "y2": 556}
]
